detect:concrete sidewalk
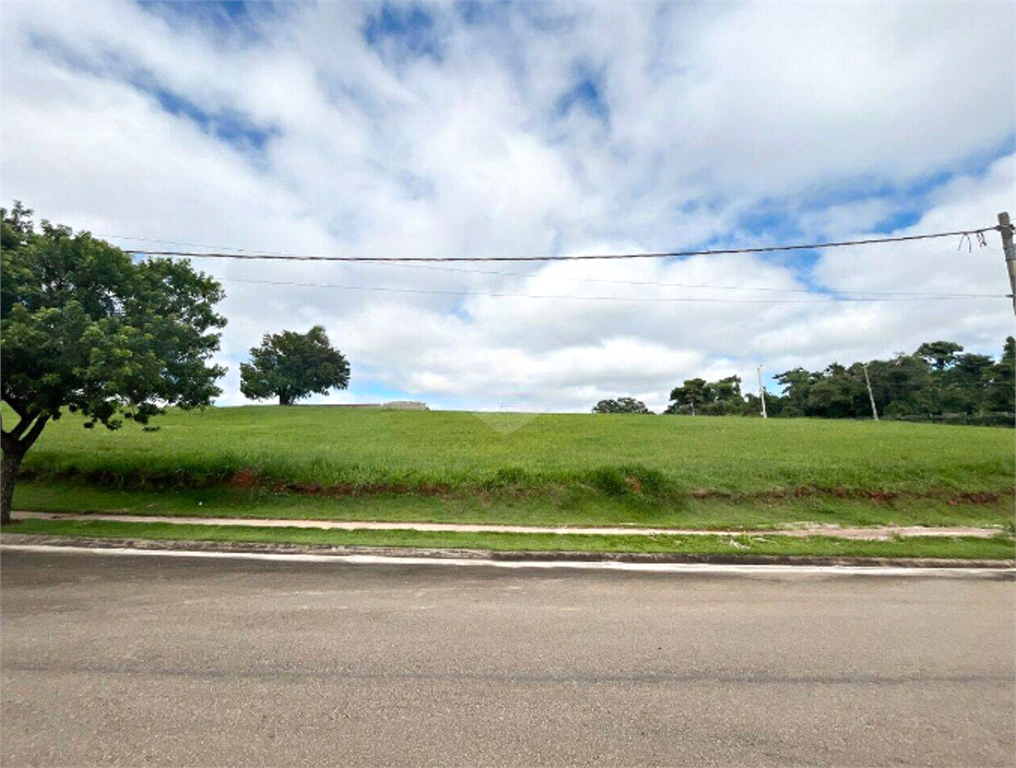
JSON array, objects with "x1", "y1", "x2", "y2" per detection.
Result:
[{"x1": 15, "y1": 511, "x2": 1009, "y2": 541}]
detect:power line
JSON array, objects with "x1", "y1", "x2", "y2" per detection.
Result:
[
  {"x1": 103, "y1": 230, "x2": 1005, "y2": 298},
  {"x1": 243, "y1": 254, "x2": 1005, "y2": 298},
  {"x1": 221, "y1": 276, "x2": 1008, "y2": 303},
  {"x1": 123, "y1": 225, "x2": 1001, "y2": 263},
  {"x1": 98, "y1": 233, "x2": 297, "y2": 255}
]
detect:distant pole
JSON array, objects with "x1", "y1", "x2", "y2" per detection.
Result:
[
  {"x1": 999, "y1": 212, "x2": 1016, "y2": 319},
  {"x1": 757, "y1": 365, "x2": 768, "y2": 419},
  {"x1": 862, "y1": 362, "x2": 879, "y2": 421}
]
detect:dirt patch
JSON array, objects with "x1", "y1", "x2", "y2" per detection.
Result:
[
  {"x1": 949, "y1": 491, "x2": 1003, "y2": 505},
  {"x1": 19, "y1": 466, "x2": 1013, "y2": 506},
  {"x1": 281, "y1": 481, "x2": 452, "y2": 497},
  {"x1": 226, "y1": 469, "x2": 260, "y2": 489},
  {"x1": 689, "y1": 486, "x2": 1009, "y2": 506},
  {"x1": 867, "y1": 490, "x2": 898, "y2": 504}
]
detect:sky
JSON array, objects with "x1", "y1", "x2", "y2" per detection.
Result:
[{"x1": 2, "y1": 0, "x2": 1014, "y2": 412}]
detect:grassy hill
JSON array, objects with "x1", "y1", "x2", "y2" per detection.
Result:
[{"x1": 10, "y1": 405, "x2": 1015, "y2": 530}]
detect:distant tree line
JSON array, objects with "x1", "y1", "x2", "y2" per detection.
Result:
[{"x1": 663, "y1": 338, "x2": 1015, "y2": 421}]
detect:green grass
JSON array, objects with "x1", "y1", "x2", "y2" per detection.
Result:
[
  {"x1": 14, "y1": 405, "x2": 1015, "y2": 493},
  {"x1": 12, "y1": 480, "x2": 1016, "y2": 531},
  {"x1": 8, "y1": 405, "x2": 1014, "y2": 533},
  {"x1": 5, "y1": 518, "x2": 1014, "y2": 560}
]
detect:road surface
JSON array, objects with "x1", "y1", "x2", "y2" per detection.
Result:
[{"x1": 1, "y1": 548, "x2": 1013, "y2": 767}]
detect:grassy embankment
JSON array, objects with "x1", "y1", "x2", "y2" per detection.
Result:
[{"x1": 7, "y1": 406, "x2": 1014, "y2": 538}]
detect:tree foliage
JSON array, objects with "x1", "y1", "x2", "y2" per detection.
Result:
[
  {"x1": 240, "y1": 326, "x2": 350, "y2": 406},
  {"x1": 593, "y1": 397, "x2": 653, "y2": 414},
  {"x1": 0, "y1": 202, "x2": 227, "y2": 522},
  {"x1": 662, "y1": 338, "x2": 1015, "y2": 423},
  {"x1": 665, "y1": 375, "x2": 744, "y2": 415}
]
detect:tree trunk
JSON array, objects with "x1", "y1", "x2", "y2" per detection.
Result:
[
  {"x1": 1, "y1": 448, "x2": 24, "y2": 525},
  {"x1": 1, "y1": 413, "x2": 48, "y2": 525},
  {"x1": 279, "y1": 394, "x2": 293, "y2": 406}
]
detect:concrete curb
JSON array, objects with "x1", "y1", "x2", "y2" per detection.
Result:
[
  {"x1": 12, "y1": 511, "x2": 1010, "y2": 540},
  {"x1": 2, "y1": 533, "x2": 1013, "y2": 569}
]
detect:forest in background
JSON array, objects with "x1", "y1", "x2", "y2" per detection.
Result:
[{"x1": 663, "y1": 338, "x2": 1015, "y2": 424}]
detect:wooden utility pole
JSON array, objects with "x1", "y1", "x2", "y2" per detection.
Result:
[
  {"x1": 999, "y1": 212, "x2": 1016, "y2": 319},
  {"x1": 757, "y1": 365, "x2": 768, "y2": 419},
  {"x1": 862, "y1": 362, "x2": 879, "y2": 421}
]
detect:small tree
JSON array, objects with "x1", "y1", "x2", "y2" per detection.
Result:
[
  {"x1": 240, "y1": 326, "x2": 350, "y2": 405},
  {"x1": 0, "y1": 203, "x2": 227, "y2": 524},
  {"x1": 592, "y1": 397, "x2": 653, "y2": 414}
]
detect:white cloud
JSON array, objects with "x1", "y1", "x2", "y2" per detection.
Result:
[{"x1": 2, "y1": 0, "x2": 1013, "y2": 413}]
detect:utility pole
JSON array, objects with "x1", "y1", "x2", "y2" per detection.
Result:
[
  {"x1": 862, "y1": 362, "x2": 879, "y2": 421},
  {"x1": 999, "y1": 212, "x2": 1016, "y2": 319},
  {"x1": 757, "y1": 365, "x2": 768, "y2": 419}
]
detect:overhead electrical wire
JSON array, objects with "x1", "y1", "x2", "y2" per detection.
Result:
[
  {"x1": 220, "y1": 276, "x2": 1007, "y2": 303},
  {"x1": 120, "y1": 225, "x2": 1002, "y2": 263},
  {"x1": 251, "y1": 257, "x2": 1001, "y2": 298},
  {"x1": 101, "y1": 229, "x2": 1008, "y2": 300}
]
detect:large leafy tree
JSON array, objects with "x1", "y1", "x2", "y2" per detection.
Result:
[
  {"x1": 240, "y1": 326, "x2": 350, "y2": 405},
  {"x1": 0, "y1": 203, "x2": 227, "y2": 523},
  {"x1": 873, "y1": 353, "x2": 935, "y2": 416},
  {"x1": 665, "y1": 376, "x2": 746, "y2": 415},
  {"x1": 665, "y1": 378, "x2": 712, "y2": 414},
  {"x1": 984, "y1": 337, "x2": 1015, "y2": 413},
  {"x1": 592, "y1": 397, "x2": 653, "y2": 414},
  {"x1": 772, "y1": 368, "x2": 820, "y2": 416},
  {"x1": 916, "y1": 341, "x2": 964, "y2": 371},
  {"x1": 804, "y1": 364, "x2": 867, "y2": 418}
]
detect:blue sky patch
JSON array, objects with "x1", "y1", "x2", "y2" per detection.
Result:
[
  {"x1": 137, "y1": 0, "x2": 287, "y2": 40},
  {"x1": 363, "y1": 3, "x2": 442, "y2": 62},
  {"x1": 556, "y1": 76, "x2": 610, "y2": 125},
  {"x1": 454, "y1": 0, "x2": 510, "y2": 26},
  {"x1": 28, "y1": 32, "x2": 131, "y2": 79},
  {"x1": 28, "y1": 31, "x2": 277, "y2": 154},
  {"x1": 147, "y1": 86, "x2": 277, "y2": 152}
]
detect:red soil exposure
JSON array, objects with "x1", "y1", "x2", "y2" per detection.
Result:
[
  {"x1": 225, "y1": 468, "x2": 259, "y2": 489},
  {"x1": 625, "y1": 476, "x2": 644, "y2": 494},
  {"x1": 948, "y1": 491, "x2": 1004, "y2": 505},
  {"x1": 282, "y1": 481, "x2": 451, "y2": 497},
  {"x1": 687, "y1": 486, "x2": 1010, "y2": 505},
  {"x1": 26, "y1": 466, "x2": 1011, "y2": 506},
  {"x1": 269, "y1": 477, "x2": 1009, "y2": 505}
]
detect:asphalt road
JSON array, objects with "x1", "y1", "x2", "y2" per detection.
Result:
[{"x1": 1, "y1": 549, "x2": 1013, "y2": 767}]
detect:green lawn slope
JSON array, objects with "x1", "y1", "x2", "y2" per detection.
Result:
[{"x1": 8, "y1": 405, "x2": 1015, "y2": 531}]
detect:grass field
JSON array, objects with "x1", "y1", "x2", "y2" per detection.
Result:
[
  {"x1": 15, "y1": 405, "x2": 1015, "y2": 491},
  {"x1": 9, "y1": 405, "x2": 1015, "y2": 532}
]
